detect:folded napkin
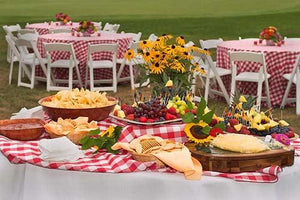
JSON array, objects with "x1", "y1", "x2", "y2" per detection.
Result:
[
  {"x1": 38, "y1": 137, "x2": 83, "y2": 162},
  {"x1": 11, "y1": 106, "x2": 43, "y2": 119},
  {"x1": 112, "y1": 143, "x2": 202, "y2": 180}
]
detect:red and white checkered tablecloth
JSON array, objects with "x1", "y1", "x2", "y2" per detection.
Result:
[
  {"x1": 1, "y1": 117, "x2": 299, "y2": 183},
  {"x1": 217, "y1": 40, "x2": 300, "y2": 106},
  {"x1": 26, "y1": 22, "x2": 80, "y2": 35},
  {"x1": 36, "y1": 32, "x2": 132, "y2": 85}
]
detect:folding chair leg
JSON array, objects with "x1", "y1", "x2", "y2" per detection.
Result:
[
  {"x1": 129, "y1": 64, "x2": 135, "y2": 90},
  {"x1": 229, "y1": 80, "x2": 236, "y2": 105},
  {"x1": 256, "y1": 81, "x2": 263, "y2": 112},
  {"x1": 204, "y1": 77, "x2": 210, "y2": 102},
  {"x1": 281, "y1": 79, "x2": 293, "y2": 109},
  {"x1": 264, "y1": 79, "x2": 271, "y2": 108},
  {"x1": 117, "y1": 62, "x2": 125, "y2": 82},
  {"x1": 75, "y1": 65, "x2": 82, "y2": 88},
  {"x1": 113, "y1": 66, "x2": 117, "y2": 93},
  {"x1": 90, "y1": 67, "x2": 94, "y2": 91},
  {"x1": 68, "y1": 67, "x2": 73, "y2": 90},
  {"x1": 17, "y1": 61, "x2": 22, "y2": 87},
  {"x1": 46, "y1": 66, "x2": 51, "y2": 91},
  {"x1": 9, "y1": 60, "x2": 14, "y2": 84},
  {"x1": 30, "y1": 64, "x2": 35, "y2": 89}
]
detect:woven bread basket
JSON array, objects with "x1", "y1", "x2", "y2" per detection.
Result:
[
  {"x1": 130, "y1": 151, "x2": 166, "y2": 168},
  {"x1": 47, "y1": 131, "x2": 89, "y2": 145}
]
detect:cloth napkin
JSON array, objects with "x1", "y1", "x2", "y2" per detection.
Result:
[
  {"x1": 11, "y1": 106, "x2": 44, "y2": 119},
  {"x1": 38, "y1": 137, "x2": 83, "y2": 162},
  {"x1": 112, "y1": 143, "x2": 202, "y2": 180}
]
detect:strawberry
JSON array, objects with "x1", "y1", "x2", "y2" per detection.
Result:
[
  {"x1": 113, "y1": 110, "x2": 118, "y2": 116},
  {"x1": 125, "y1": 114, "x2": 135, "y2": 120},
  {"x1": 285, "y1": 131, "x2": 295, "y2": 138},
  {"x1": 225, "y1": 126, "x2": 236, "y2": 133},
  {"x1": 229, "y1": 119, "x2": 239, "y2": 127},
  {"x1": 240, "y1": 128, "x2": 250, "y2": 135},
  {"x1": 209, "y1": 118, "x2": 218, "y2": 127},
  {"x1": 271, "y1": 133, "x2": 277, "y2": 138},
  {"x1": 167, "y1": 107, "x2": 177, "y2": 115},
  {"x1": 121, "y1": 104, "x2": 128, "y2": 110},
  {"x1": 209, "y1": 128, "x2": 224, "y2": 137},
  {"x1": 147, "y1": 119, "x2": 154, "y2": 123},
  {"x1": 139, "y1": 116, "x2": 147, "y2": 123},
  {"x1": 191, "y1": 109, "x2": 197, "y2": 115},
  {"x1": 165, "y1": 113, "x2": 177, "y2": 120}
]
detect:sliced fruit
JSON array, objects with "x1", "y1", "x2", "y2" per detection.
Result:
[
  {"x1": 279, "y1": 120, "x2": 289, "y2": 126},
  {"x1": 229, "y1": 119, "x2": 239, "y2": 127},
  {"x1": 234, "y1": 124, "x2": 243, "y2": 132},
  {"x1": 269, "y1": 120, "x2": 279, "y2": 128}
]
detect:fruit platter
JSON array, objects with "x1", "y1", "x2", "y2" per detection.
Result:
[{"x1": 111, "y1": 95, "x2": 193, "y2": 125}]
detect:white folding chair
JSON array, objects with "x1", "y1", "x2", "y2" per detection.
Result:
[
  {"x1": 280, "y1": 55, "x2": 300, "y2": 115},
  {"x1": 49, "y1": 29, "x2": 71, "y2": 34},
  {"x1": 102, "y1": 23, "x2": 120, "y2": 33},
  {"x1": 120, "y1": 31, "x2": 142, "y2": 42},
  {"x1": 85, "y1": 43, "x2": 118, "y2": 92},
  {"x1": 5, "y1": 35, "x2": 20, "y2": 84},
  {"x1": 198, "y1": 38, "x2": 231, "y2": 102},
  {"x1": 191, "y1": 50, "x2": 230, "y2": 104},
  {"x1": 148, "y1": 33, "x2": 158, "y2": 42},
  {"x1": 44, "y1": 43, "x2": 82, "y2": 91},
  {"x1": 17, "y1": 29, "x2": 39, "y2": 41},
  {"x1": 15, "y1": 39, "x2": 47, "y2": 89},
  {"x1": 117, "y1": 41, "x2": 149, "y2": 90},
  {"x1": 229, "y1": 51, "x2": 271, "y2": 111},
  {"x1": 3, "y1": 24, "x2": 21, "y2": 63},
  {"x1": 93, "y1": 22, "x2": 102, "y2": 30}
]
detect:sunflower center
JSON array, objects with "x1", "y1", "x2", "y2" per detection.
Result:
[
  {"x1": 155, "y1": 63, "x2": 160, "y2": 67},
  {"x1": 146, "y1": 52, "x2": 150, "y2": 56},
  {"x1": 143, "y1": 41, "x2": 147, "y2": 44},
  {"x1": 190, "y1": 125, "x2": 208, "y2": 139},
  {"x1": 171, "y1": 45, "x2": 176, "y2": 49}
]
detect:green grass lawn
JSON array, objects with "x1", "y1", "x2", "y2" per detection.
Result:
[{"x1": 0, "y1": 0, "x2": 300, "y2": 132}]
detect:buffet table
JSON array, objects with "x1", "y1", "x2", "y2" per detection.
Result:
[
  {"x1": 217, "y1": 39, "x2": 300, "y2": 106},
  {"x1": 1, "y1": 152, "x2": 300, "y2": 200},
  {"x1": 1, "y1": 117, "x2": 300, "y2": 200},
  {"x1": 36, "y1": 32, "x2": 132, "y2": 84}
]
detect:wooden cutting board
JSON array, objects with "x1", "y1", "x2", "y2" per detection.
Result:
[{"x1": 186, "y1": 143, "x2": 295, "y2": 172}]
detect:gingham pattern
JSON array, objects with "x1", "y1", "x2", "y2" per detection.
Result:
[
  {"x1": 26, "y1": 23, "x2": 80, "y2": 35},
  {"x1": 217, "y1": 45, "x2": 300, "y2": 106},
  {"x1": 36, "y1": 34, "x2": 132, "y2": 85},
  {"x1": 1, "y1": 118, "x2": 299, "y2": 183}
]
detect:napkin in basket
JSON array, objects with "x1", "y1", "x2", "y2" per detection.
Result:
[
  {"x1": 112, "y1": 138, "x2": 202, "y2": 180},
  {"x1": 38, "y1": 137, "x2": 83, "y2": 162},
  {"x1": 11, "y1": 106, "x2": 43, "y2": 120}
]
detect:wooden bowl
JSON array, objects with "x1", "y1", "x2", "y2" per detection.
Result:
[
  {"x1": 0, "y1": 118, "x2": 44, "y2": 140},
  {"x1": 38, "y1": 96, "x2": 117, "y2": 122}
]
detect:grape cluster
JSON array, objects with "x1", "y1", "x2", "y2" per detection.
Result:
[
  {"x1": 269, "y1": 125, "x2": 290, "y2": 134},
  {"x1": 249, "y1": 129, "x2": 269, "y2": 136},
  {"x1": 133, "y1": 99, "x2": 167, "y2": 121}
]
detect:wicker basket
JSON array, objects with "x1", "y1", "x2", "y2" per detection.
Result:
[
  {"x1": 48, "y1": 131, "x2": 89, "y2": 145},
  {"x1": 130, "y1": 151, "x2": 166, "y2": 168}
]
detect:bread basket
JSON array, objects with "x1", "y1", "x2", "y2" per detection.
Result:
[{"x1": 130, "y1": 151, "x2": 166, "y2": 168}]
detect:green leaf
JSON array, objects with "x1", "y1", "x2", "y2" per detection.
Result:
[
  {"x1": 89, "y1": 129, "x2": 100, "y2": 136},
  {"x1": 79, "y1": 136, "x2": 89, "y2": 145},
  {"x1": 200, "y1": 109, "x2": 214, "y2": 124},
  {"x1": 196, "y1": 97, "x2": 206, "y2": 117},
  {"x1": 201, "y1": 126, "x2": 211, "y2": 135},
  {"x1": 182, "y1": 112, "x2": 194, "y2": 123},
  {"x1": 81, "y1": 138, "x2": 96, "y2": 150},
  {"x1": 187, "y1": 101, "x2": 194, "y2": 110},
  {"x1": 214, "y1": 122, "x2": 226, "y2": 130}
]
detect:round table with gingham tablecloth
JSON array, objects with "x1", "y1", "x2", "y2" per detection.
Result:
[
  {"x1": 26, "y1": 22, "x2": 80, "y2": 35},
  {"x1": 36, "y1": 32, "x2": 132, "y2": 85},
  {"x1": 217, "y1": 39, "x2": 300, "y2": 106}
]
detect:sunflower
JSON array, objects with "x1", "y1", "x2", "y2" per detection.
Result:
[
  {"x1": 184, "y1": 122, "x2": 213, "y2": 145},
  {"x1": 143, "y1": 51, "x2": 152, "y2": 63},
  {"x1": 124, "y1": 49, "x2": 135, "y2": 60},
  {"x1": 171, "y1": 60, "x2": 185, "y2": 73},
  {"x1": 150, "y1": 62, "x2": 165, "y2": 74},
  {"x1": 139, "y1": 40, "x2": 152, "y2": 50},
  {"x1": 159, "y1": 34, "x2": 173, "y2": 41},
  {"x1": 176, "y1": 36, "x2": 185, "y2": 46}
]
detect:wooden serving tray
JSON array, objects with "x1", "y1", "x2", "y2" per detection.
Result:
[{"x1": 186, "y1": 143, "x2": 294, "y2": 172}]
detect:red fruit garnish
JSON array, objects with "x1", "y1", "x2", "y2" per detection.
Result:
[
  {"x1": 209, "y1": 118, "x2": 218, "y2": 127},
  {"x1": 229, "y1": 119, "x2": 239, "y2": 127},
  {"x1": 271, "y1": 133, "x2": 277, "y2": 139},
  {"x1": 113, "y1": 110, "x2": 118, "y2": 116},
  {"x1": 225, "y1": 126, "x2": 236, "y2": 133},
  {"x1": 209, "y1": 128, "x2": 225, "y2": 137},
  {"x1": 165, "y1": 113, "x2": 177, "y2": 120},
  {"x1": 125, "y1": 114, "x2": 134, "y2": 120},
  {"x1": 191, "y1": 109, "x2": 197, "y2": 115},
  {"x1": 167, "y1": 107, "x2": 177, "y2": 115},
  {"x1": 121, "y1": 104, "x2": 128, "y2": 110},
  {"x1": 240, "y1": 128, "x2": 250, "y2": 135},
  {"x1": 139, "y1": 116, "x2": 147, "y2": 123},
  {"x1": 285, "y1": 131, "x2": 295, "y2": 138},
  {"x1": 147, "y1": 119, "x2": 154, "y2": 123}
]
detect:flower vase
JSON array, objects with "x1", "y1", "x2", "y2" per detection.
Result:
[
  {"x1": 266, "y1": 40, "x2": 275, "y2": 46},
  {"x1": 82, "y1": 32, "x2": 91, "y2": 37}
]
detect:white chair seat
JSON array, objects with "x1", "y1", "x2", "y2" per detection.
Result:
[
  {"x1": 88, "y1": 60, "x2": 113, "y2": 68},
  {"x1": 283, "y1": 73, "x2": 296, "y2": 84},
  {"x1": 50, "y1": 59, "x2": 79, "y2": 68},
  {"x1": 235, "y1": 72, "x2": 271, "y2": 82},
  {"x1": 200, "y1": 67, "x2": 231, "y2": 79}
]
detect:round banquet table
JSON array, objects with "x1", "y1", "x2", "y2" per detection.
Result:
[
  {"x1": 26, "y1": 22, "x2": 80, "y2": 35},
  {"x1": 36, "y1": 32, "x2": 132, "y2": 85},
  {"x1": 217, "y1": 39, "x2": 300, "y2": 106},
  {"x1": 1, "y1": 152, "x2": 300, "y2": 200}
]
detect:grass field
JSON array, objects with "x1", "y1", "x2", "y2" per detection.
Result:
[{"x1": 0, "y1": 0, "x2": 300, "y2": 132}]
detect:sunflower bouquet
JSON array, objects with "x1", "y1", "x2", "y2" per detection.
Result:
[
  {"x1": 55, "y1": 12, "x2": 71, "y2": 25},
  {"x1": 124, "y1": 34, "x2": 208, "y2": 99},
  {"x1": 77, "y1": 21, "x2": 98, "y2": 36},
  {"x1": 259, "y1": 26, "x2": 283, "y2": 46}
]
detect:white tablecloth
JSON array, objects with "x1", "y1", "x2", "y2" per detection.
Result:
[{"x1": 1, "y1": 152, "x2": 300, "y2": 200}]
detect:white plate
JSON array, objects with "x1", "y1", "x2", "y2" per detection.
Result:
[{"x1": 109, "y1": 114, "x2": 182, "y2": 125}]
